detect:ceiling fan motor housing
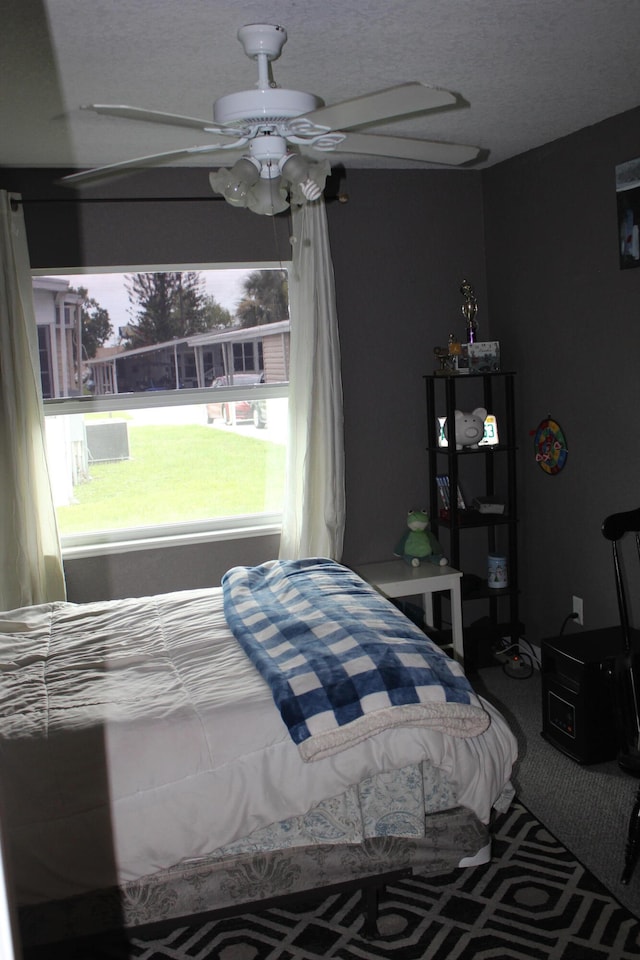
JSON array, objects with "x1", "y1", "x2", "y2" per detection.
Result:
[{"x1": 213, "y1": 88, "x2": 322, "y2": 126}]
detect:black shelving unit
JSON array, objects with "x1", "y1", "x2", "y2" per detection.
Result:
[{"x1": 424, "y1": 371, "x2": 519, "y2": 670}]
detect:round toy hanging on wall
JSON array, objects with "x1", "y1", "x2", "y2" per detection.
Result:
[{"x1": 533, "y1": 417, "x2": 568, "y2": 474}]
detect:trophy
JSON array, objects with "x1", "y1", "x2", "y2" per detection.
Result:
[{"x1": 460, "y1": 279, "x2": 478, "y2": 344}]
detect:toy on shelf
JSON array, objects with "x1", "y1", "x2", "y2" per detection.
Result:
[
  {"x1": 394, "y1": 509, "x2": 448, "y2": 567},
  {"x1": 446, "y1": 407, "x2": 487, "y2": 449}
]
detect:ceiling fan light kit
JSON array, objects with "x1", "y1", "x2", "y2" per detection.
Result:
[
  {"x1": 210, "y1": 151, "x2": 329, "y2": 216},
  {"x1": 61, "y1": 22, "x2": 481, "y2": 215}
]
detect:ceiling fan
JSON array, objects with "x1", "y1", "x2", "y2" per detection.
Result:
[{"x1": 61, "y1": 23, "x2": 481, "y2": 214}]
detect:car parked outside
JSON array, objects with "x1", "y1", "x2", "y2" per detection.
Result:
[{"x1": 206, "y1": 373, "x2": 267, "y2": 428}]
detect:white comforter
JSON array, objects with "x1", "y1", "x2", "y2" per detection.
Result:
[{"x1": 0, "y1": 587, "x2": 517, "y2": 904}]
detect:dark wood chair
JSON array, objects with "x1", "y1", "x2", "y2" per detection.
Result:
[{"x1": 601, "y1": 507, "x2": 640, "y2": 884}]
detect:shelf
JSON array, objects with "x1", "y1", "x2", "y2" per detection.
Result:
[
  {"x1": 428, "y1": 371, "x2": 516, "y2": 380},
  {"x1": 428, "y1": 572, "x2": 515, "y2": 603},
  {"x1": 426, "y1": 443, "x2": 514, "y2": 455},
  {"x1": 425, "y1": 370, "x2": 520, "y2": 661},
  {"x1": 462, "y1": 578, "x2": 514, "y2": 602},
  {"x1": 437, "y1": 509, "x2": 514, "y2": 528}
]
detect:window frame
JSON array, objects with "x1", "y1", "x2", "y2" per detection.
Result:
[{"x1": 33, "y1": 263, "x2": 291, "y2": 558}]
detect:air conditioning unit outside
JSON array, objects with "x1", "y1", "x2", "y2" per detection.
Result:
[{"x1": 85, "y1": 420, "x2": 130, "y2": 463}]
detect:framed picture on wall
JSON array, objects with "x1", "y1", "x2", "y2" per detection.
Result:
[{"x1": 616, "y1": 157, "x2": 640, "y2": 270}]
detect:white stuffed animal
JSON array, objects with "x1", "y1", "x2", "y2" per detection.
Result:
[{"x1": 454, "y1": 407, "x2": 487, "y2": 449}]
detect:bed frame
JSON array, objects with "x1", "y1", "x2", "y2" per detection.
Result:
[{"x1": 19, "y1": 806, "x2": 489, "y2": 948}]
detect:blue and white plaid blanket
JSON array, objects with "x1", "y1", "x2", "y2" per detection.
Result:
[{"x1": 222, "y1": 558, "x2": 489, "y2": 761}]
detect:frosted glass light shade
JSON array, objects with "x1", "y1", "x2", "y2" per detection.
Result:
[{"x1": 247, "y1": 177, "x2": 289, "y2": 216}]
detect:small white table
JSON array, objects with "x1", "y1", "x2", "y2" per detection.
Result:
[{"x1": 355, "y1": 559, "x2": 465, "y2": 663}]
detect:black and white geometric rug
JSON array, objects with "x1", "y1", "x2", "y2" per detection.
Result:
[{"x1": 26, "y1": 801, "x2": 640, "y2": 960}]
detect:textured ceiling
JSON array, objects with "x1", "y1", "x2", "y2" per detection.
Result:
[{"x1": 2, "y1": 0, "x2": 640, "y2": 175}]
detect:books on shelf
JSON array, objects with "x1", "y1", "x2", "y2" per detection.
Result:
[{"x1": 436, "y1": 475, "x2": 466, "y2": 513}]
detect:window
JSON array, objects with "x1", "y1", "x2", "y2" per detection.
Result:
[
  {"x1": 233, "y1": 340, "x2": 263, "y2": 372},
  {"x1": 33, "y1": 265, "x2": 291, "y2": 557}
]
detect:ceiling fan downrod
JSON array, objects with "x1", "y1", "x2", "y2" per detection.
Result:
[{"x1": 237, "y1": 23, "x2": 288, "y2": 90}]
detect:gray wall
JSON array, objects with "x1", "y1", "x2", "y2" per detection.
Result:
[
  {"x1": 328, "y1": 169, "x2": 488, "y2": 565},
  {"x1": 62, "y1": 535, "x2": 281, "y2": 602},
  {"x1": 4, "y1": 105, "x2": 638, "y2": 638},
  {"x1": 483, "y1": 106, "x2": 640, "y2": 642}
]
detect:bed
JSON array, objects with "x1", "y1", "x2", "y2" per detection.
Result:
[{"x1": 0, "y1": 558, "x2": 517, "y2": 947}]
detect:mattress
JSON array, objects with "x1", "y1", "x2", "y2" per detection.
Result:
[{"x1": 0, "y1": 585, "x2": 517, "y2": 906}]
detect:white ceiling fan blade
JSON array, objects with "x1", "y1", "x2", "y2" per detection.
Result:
[
  {"x1": 60, "y1": 143, "x2": 248, "y2": 186},
  {"x1": 303, "y1": 83, "x2": 457, "y2": 132},
  {"x1": 83, "y1": 103, "x2": 227, "y2": 133},
  {"x1": 335, "y1": 132, "x2": 480, "y2": 166}
]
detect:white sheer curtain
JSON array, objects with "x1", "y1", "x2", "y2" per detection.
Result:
[
  {"x1": 0, "y1": 192, "x2": 66, "y2": 608},
  {"x1": 279, "y1": 199, "x2": 346, "y2": 560}
]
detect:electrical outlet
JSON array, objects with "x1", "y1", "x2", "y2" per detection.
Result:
[{"x1": 572, "y1": 595, "x2": 583, "y2": 626}]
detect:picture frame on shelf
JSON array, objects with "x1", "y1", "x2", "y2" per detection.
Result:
[{"x1": 467, "y1": 341, "x2": 500, "y2": 372}]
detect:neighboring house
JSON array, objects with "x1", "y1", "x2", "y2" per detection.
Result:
[
  {"x1": 31, "y1": 278, "x2": 84, "y2": 398},
  {"x1": 32, "y1": 277, "x2": 290, "y2": 399},
  {"x1": 188, "y1": 319, "x2": 291, "y2": 387},
  {"x1": 88, "y1": 320, "x2": 290, "y2": 394}
]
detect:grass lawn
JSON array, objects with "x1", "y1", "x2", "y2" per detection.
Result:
[{"x1": 57, "y1": 422, "x2": 286, "y2": 534}]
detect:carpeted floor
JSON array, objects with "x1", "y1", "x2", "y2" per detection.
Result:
[
  {"x1": 27, "y1": 800, "x2": 640, "y2": 960},
  {"x1": 476, "y1": 663, "x2": 640, "y2": 916}
]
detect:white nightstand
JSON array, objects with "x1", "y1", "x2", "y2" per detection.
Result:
[{"x1": 355, "y1": 559, "x2": 464, "y2": 663}]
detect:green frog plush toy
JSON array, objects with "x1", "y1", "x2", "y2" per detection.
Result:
[{"x1": 394, "y1": 509, "x2": 448, "y2": 567}]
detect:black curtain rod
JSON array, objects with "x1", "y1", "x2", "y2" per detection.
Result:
[
  {"x1": 9, "y1": 163, "x2": 348, "y2": 209},
  {"x1": 12, "y1": 195, "x2": 225, "y2": 207},
  {"x1": 11, "y1": 192, "x2": 348, "y2": 209}
]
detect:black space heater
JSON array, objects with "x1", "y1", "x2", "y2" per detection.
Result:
[{"x1": 540, "y1": 627, "x2": 628, "y2": 764}]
